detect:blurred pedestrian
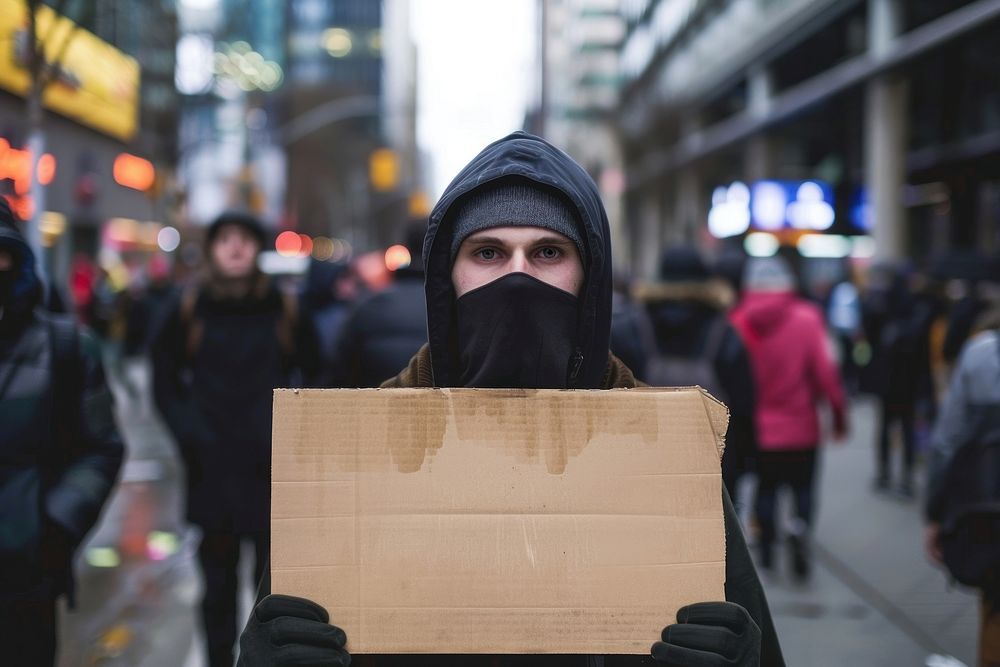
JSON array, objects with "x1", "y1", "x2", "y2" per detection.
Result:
[
  {"x1": 124, "y1": 253, "x2": 175, "y2": 358},
  {"x1": 731, "y1": 255, "x2": 847, "y2": 580},
  {"x1": 609, "y1": 271, "x2": 650, "y2": 379},
  {"x1": 924, "y1": 327, "x2": 1000, "y2": 667},
  {"x1": 151, "y1": 211, "x2": 319, "y2": 666},
  {"x1": 0, "y1": 198, "x2": 124, "y2": 666},
  {"x1": 237, "y1": 132, "x2": 786, "y2": 666},
  {"x1": 826, "y1": 267, "x2": 863, "y2": 394},
  {"x1": 636, "y1": 245, "x2": 757, "y2": 504},
  {"x1": 867, "y1": 267, "x2": 934, "y2": 497},
  {"x1": 300, "y1": 259, "x2": 353, "y2": 376},
  {"x1": 324, "y1": 221, "x2": 428, "y2": 387}
]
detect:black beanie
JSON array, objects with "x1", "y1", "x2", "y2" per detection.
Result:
[
  {"x1": 205, "y1": 211, "x2": 267, "y2": 248},
  {"x1": 449, "y1": 180, "x2": 584, "y2": 262}
]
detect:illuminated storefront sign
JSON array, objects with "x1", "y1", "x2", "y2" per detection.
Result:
[
  {"x1": 709, "y1": 179, "x2": 836, "y2": 238},
  {"x1": 0, "y1": 0, "x2": 140, "y2": 142}
]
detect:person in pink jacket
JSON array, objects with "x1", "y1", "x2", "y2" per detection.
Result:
[{"x1": 731, "y1": 255, "x2": 848, "y2": 580}]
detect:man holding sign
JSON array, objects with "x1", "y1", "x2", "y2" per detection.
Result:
[{"x1": 239, "y1": 132, "x2": 783, "y2": 666}]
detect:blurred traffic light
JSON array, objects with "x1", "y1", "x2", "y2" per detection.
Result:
[{"x1": 369, "y1": 148, "x2": 400, "y2": 192}]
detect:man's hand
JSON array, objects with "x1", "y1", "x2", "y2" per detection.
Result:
[
  {"x1": 237, "y1": 594, "x2": 351, "y2": 667},
  {"x1": 652, "y1": 601, "x2": 761, "y2": 667},
  {"x1": 925, "y1": 523, "x2": 943, "y2": 565}
]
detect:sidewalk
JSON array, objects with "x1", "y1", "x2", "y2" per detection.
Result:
[{"x1": 751, "y1": 397, "x2": 979, "y2": 666}]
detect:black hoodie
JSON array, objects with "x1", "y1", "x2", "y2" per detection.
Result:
[{"x1": 423, "y1": 131, "x2": 612, "y2": 390}]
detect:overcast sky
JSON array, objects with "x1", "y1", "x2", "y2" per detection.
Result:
[{"x1": 411, "y1": 0, "x2": 538, "y2": 199}]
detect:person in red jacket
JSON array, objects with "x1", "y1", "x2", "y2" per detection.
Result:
[{"x1": 731, "y1": 255, "x2": 848, "y2": 580}]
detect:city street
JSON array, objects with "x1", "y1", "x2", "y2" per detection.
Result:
[
  {"x1": 750, "y1": 396, "x2": 979, "y2": 666},
  {"x1": 57, "y1": 369, "x2": 979, "y2": 666}
]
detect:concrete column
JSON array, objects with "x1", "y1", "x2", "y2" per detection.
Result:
[
  {"x1": 672, "y1": 167, "x2": 702, "y2": 244},
  {"x1": 638, "y1": 187, "x2": 662, "y2": 279},
  {"x1": 745, "y1": 65, "x2": 777, "y2": 182},
  {"x1": 865, "y1": 0, "x2": 907, "y2": 261},
  {"x1": 868, "y1": 0, "x2": 903, "y2": 57},
  {"x1": 748, "y1": 65, "x2": 774, "y2": 119},
  {"x1": 744, "y1": 135, "x2": 777, "y2": 183}
]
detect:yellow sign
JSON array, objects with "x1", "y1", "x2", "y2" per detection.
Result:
[{"x1": 0, "y1": 0, "x2": 140, "y2": 142}]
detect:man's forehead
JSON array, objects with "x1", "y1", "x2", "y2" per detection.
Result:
[{"x1": 464, "y1": 226, "x2": 574, "y2": 244}]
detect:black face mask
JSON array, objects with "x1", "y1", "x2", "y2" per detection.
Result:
[{"x1": 455, "y1": 272, "x2": 580, "y2": 389}]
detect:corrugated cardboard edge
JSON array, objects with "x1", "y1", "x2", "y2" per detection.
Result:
[
  {"x1": 697, "y1": 388, "x2": 729, "y2": 462},
  {"x1": 630, "y1": 386, "x2": 728, "y2": 461}
]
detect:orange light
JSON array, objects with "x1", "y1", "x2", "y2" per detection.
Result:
[
  {"x1": 275, "y1": 230, "x2": 302, "y2": 256},
  {"x1": 0, "y1": 138, "x2": 57, "y2": 194},
  {"x1": 37, "y1": 154, "x2": 56, "y2": 185},
  {"x1": 298, "y1": 234, "x2": 313, "y2": 257},
  {"x1": 384, "y1": 244, "x2": 411, "y2": 271},
  {"x1": 113, "y1": 153, "x2": 155, "y2": 191}
]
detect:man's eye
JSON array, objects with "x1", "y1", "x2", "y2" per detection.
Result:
[
  {"x1": 476, "y1": 248, "x2": 497, "y2": 260},
  {"x1": 538, "y1": 247, "x2": 561, "y2": 260}
]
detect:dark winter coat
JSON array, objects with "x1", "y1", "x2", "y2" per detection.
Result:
[
  {"x1": 635, "y1": 280, "x2": 757, "y2": 486},
  {"x1": 151, "y1": 275, "x2": 319, "y2": 533},
  {"x1": 372, "y1": 132, "x2": 784, "y2": 666},
  {"x1": 0, "y1": 222, "x2": 123, "y2": 601},
  {"x1": 326, "y1": 267, "x2": 427, "y2": 387}
]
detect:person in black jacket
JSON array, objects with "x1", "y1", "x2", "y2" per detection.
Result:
[
  {"x1": 151, "y1": 211, "x2": 319, "y2": 667},
  {"x1": 637, "y1": 245, "x2": 757, "y2": 504},
  {"x1": 237, "y1": 133, "x2": 784, "y2": 667},
  {"x1": 0, "y1": 199, "x2": 124, "y2": 666},
  {"x1": 325, "y1": 221, "x2": 428, "y2": 387}
]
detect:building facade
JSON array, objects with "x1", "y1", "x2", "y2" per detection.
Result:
[{"x1": 616, "y1": 0, "x2": 1000, "y2": 276}]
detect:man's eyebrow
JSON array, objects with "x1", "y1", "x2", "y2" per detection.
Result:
[{"x1": 463, "y1": 235, "x2": 508, "y2": 246}]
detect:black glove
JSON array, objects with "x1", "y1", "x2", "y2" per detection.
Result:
[
  {"x1": 39, "y1": 520, "x2": 76, "y2": 589},
  {"x1": 237, "y1": 594, "x2": 351, "y2": 667},
  {"x1": 651, "y1": 601, "x2": 761, "y2": 667}
]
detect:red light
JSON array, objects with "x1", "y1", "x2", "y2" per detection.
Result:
[
  {"x1": 113, "y1": 153, "x2": 155, "y2": 191},
  {"x1": 298, "y1": 234, "x2": 314, "y2": 257},
  {"x1": 384, "y1": 244, "x2": 411, "y2": 271},
  {"x1": 275, "y1": 230, "x2": 302, "y2": 256}
]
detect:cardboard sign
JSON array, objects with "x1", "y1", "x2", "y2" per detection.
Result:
[{"x1": 271, "y1": 387, "x2": 728, "y2": 655}]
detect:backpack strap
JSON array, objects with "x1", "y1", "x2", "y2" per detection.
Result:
[
  {"x1": 179, "y1": 285, "x2": 203, "y2": 360},
  {"x1": 47, "y1": 314, "x2": 82, "y2": 463}
]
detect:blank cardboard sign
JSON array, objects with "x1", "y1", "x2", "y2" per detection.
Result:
[{"x1": 271, "y1": 387, "x2": 728, "y2": 655}]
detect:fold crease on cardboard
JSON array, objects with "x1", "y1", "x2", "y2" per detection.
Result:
[{"x1": 271, "y1": 387, "x2": 728, "y2": 655}]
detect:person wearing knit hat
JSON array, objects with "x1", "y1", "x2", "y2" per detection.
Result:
[
  {"x1": 731, "y1": 251, "x2": 848, "y2": 581},
  {"x1": 0, "y1": 196, "x2": 123, "y2": 666},
  {"x1": 151, "y1": 209, "x2": 319, "y2": 667},
  {"x1": 237, "y1": 132, "x2": 786, "y2": 667}
]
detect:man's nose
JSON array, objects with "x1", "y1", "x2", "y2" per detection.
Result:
[{"x1": 509, "y1": 250, "x2": 529, "y2": 274}]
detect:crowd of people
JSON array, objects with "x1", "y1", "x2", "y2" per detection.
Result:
[{"x1": 1, "y1": 132, "x2": 999, "y2": 665}]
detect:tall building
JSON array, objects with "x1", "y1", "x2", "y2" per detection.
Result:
[
  {"x1": 284, "y1": 0, "x2": 420, "y2": 250},
  {"x1": 616, "y1": 0, "x2": 1000, "y2": 275},
  {"x1": 529, "y1": 0, "x2": 628, "y2": 265}
]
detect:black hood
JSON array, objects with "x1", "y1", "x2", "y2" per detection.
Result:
[
  {"x1": 423, "y1": 131, "x2": 613, "y2": 389},
  {"x1": 0, "y1": 205, "x2": 42, "y2": 319}
]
